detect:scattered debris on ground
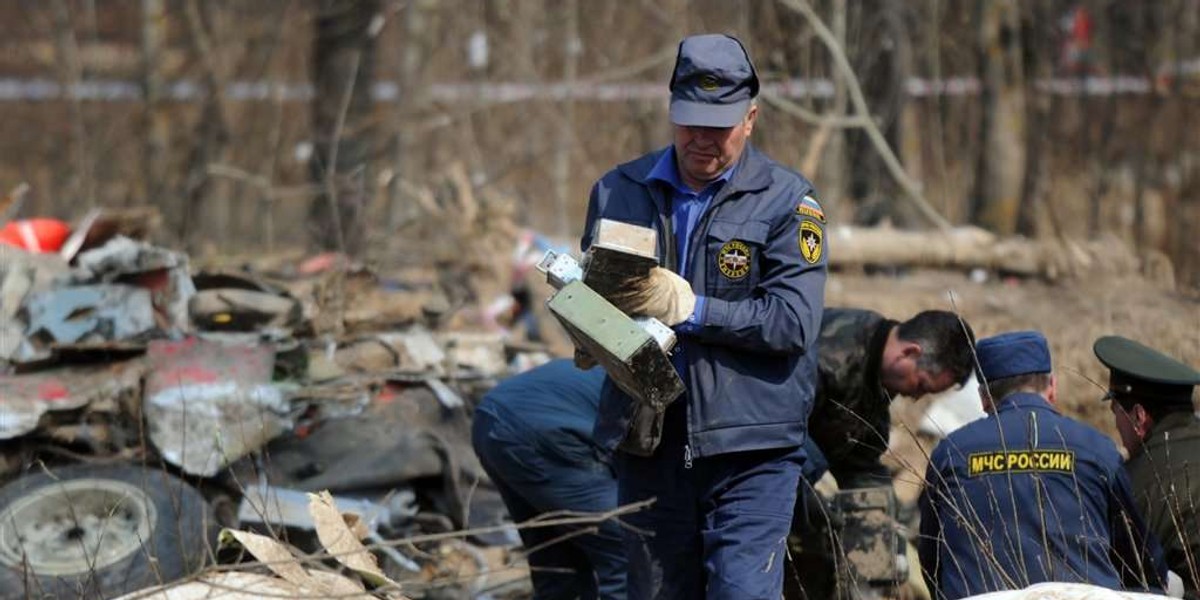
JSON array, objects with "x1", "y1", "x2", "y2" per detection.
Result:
[
  {"x1": 0, "y1": 200, "x2": 1194, "y2": 598},
  {"x1": 0, "y1": 204, "x2": 552, "y2": 598}
]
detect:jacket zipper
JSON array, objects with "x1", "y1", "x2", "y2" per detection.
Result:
[
  {"x1": 684, "y1": 444, "x2": 694, "y2": 469},
  {"x1": 684, "y1": 184, "x2": 735, "y2": 279},
  {"x1": 653, "y1": 186, "x2": 677, "y2": 272}
]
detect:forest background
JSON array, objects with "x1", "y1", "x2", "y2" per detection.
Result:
[{"x1": 0, "y1": 0, "x2": 1197, "y2": 288}]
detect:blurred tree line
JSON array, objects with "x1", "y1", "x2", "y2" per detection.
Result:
[{"x1": 0, "y1": 0, "x2": 1197, "y2": 287}]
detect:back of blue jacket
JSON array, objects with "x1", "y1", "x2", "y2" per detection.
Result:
[
  {"x1": 581, "y1": 144, "x2": 827, "y2": 458},
  {"x1": 476, "y1": 359, "x2": 607, "y2": 463},
  {"x1": 918, "y1": 393, "x2": 1167, "y2": 599}
]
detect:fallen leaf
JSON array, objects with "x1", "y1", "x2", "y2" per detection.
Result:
[
  {"x1": 218, "y1": 528, "x2": 367, "y2": 597},
  {"x1": 308, "y1": 490, "x2": 402, "y2": 589}
]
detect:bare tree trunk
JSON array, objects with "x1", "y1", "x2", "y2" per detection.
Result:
[
  {"x1": 815, "y1": 0, "x2": 849, "y2": 207},
  {"x1": 309, "y1": 0, "x2": 381, "y2": 257},
  {"x1": 1082, "y1": 0, "x2": 1118, "y2": 240},
  {"x1": 1016, "y1": 2, "x2": 1051, "y2": 238},
  {"x1": 553, "y1": 0, "x2": 580, "y2": 238},
  {"x1": 970, "y1": 0, "x2": 1026, "y2": 234},
  {"x1": 1168, "y1": 0, "x2": 1199, "y2": 289},
  {"x1": 51, "y1": 0, "x2": 93, "y2": 211},
  {"x1": 179, "y1": 0, "x2": 231, "y2": 251},
  {"x1": 777, "y1": 0, "x2": 950, "y2": 230},
  {"x1": 140, "y1": 0, "x2": 169, "y2": 209},
  {"x1": 387, "y1": 0, "x2": 427, "y2": 232},
  {"x1": 890, "y1": 4, "x2": 921, "y2": 193}
]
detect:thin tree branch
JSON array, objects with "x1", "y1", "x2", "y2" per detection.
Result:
[
  {"x1": 760, "y1": 90, "x2": 871, "y2": 128},
  {"x1": 777, "y1": 0, "x2": 953, "y2": 231}
]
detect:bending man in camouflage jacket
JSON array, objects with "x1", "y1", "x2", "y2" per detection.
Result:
[
  {"x1": 806, "y1": 308, "x2": 977, "y2": 488},
  {"x1": 787, "y1": 308, "x2": 976, "y2": 598}
]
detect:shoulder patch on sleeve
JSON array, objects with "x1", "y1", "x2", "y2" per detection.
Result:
[
  {"x1": 799, "y1": 220, "x2": 823, "y2": 264},
  {"x1": 795, "y1": 194, "x2": 826, "y2": 223}
]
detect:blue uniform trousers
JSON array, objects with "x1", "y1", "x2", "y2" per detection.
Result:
[
  {"x1": 617, "y1": 405, "x2": 805, "y2": 599},
  {"x1": 472, "y1": 410, "x2": 627, "y2": 600}
]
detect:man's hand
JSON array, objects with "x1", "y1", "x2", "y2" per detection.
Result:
[{"x1": 607, "y1": 267, "x2": 696, "y2": 326}]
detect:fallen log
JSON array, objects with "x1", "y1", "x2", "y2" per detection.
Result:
[{"x1": 828, "y1": 226, "x2": 1151, "y2": 284}]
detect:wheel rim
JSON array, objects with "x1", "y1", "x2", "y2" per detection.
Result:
[{"x1": 0, "y1": 478, "x2": 157, "y2": 575}]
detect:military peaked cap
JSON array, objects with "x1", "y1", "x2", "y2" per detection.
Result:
[{"x1": 1094, "y1": 335, "x2": 1200, "y2": 407}]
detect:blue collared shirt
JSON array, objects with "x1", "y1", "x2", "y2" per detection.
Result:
[{"x1": 646, "y1": 146, "x2": 733, "y2": 335}]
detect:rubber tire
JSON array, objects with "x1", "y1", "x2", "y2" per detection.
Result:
[{"x1": 0, "y1": 464, "x2": 218, "y2": 600}]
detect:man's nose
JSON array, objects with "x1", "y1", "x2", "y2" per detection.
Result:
[{"x1": 687, "y1": 127, "x2": 717, "y2": 144}]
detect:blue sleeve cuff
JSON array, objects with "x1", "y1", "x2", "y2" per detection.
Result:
[{"x1": 674, "y1": 296, "x2": 707, "y2": 334}]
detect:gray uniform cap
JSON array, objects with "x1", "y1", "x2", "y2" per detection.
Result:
[{"x1": 669, "y1": 34, "x2": 760, "y2": 128}]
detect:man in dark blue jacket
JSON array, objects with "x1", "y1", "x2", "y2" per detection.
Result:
[
  {"x1": 472, "y1": 360, "x2": 626, "y2": 599},
  {"x1": 580, "y1": 33, "x2": 827, "y2": 599},
  {"x1": 918, "y1": 331, "x2": 1167, "y2": 599}
]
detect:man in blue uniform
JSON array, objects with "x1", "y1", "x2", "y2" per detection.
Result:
[
  {"x1": 918, "y1": 331, "x2": 1167, "y2": 599},
  {"x1": 471, "y1": 360, "x2": 626, "y2": 599},
  {"x1": 580, "y1": 34, "x2": 827, "y2": 598}
]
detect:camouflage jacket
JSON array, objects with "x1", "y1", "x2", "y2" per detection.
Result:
[
  {"x1": 808, "y1": 308, "x2": 897, "y2": 483},
  {"x1": 1127, "y1": 410, "x2": 1200, "y2": 597}
]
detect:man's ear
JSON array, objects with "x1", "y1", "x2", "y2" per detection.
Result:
[
  {"x1": 1131, "y1": 404, "x2": 1154, "y2": 438},
  {"x1": 978, "y1": 384, "x2": 995, "y2": 414},
  {"x1": 902, "y1": 342, "x2": 923, "y2": 360},
  {"x1": 1045, "y1": 374, "x2": 1058, "y2": 406},
  {"x1": 744, "y1": 104, "x2": 759, "y2": 135}
]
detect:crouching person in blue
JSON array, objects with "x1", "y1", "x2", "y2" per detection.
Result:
[
  {"x1": 471, "y1": 359, "x2": 627, "y2": 599},
  {"x1": 918, "y1": 331, "x2": 1167, "y2": 599},
  {"x1": 581, "y1": 33, "x2": 827, "y2": 599}
]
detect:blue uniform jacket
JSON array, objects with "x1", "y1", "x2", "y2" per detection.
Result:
[
  {"x1": 475, "y1": 359, "x2": 609, "y2": 466},
  {"x1": 918, "y1": 393, "x2": 1167, "y2": 599},
  {"x1": 581, "y1": 144, "x2": 827, "y2": 458}
]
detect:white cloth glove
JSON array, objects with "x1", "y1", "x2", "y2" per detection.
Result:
[{"x1": 607, "y1": 267, "x2": 697, "y2": 326}]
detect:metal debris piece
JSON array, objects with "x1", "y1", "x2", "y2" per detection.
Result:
[
  {"x1": 189, "y1": 289, "x2": 300, "y2": 332},
  {"x1": 582, "y1": 218, "x2": 659, "y2": 298},
  {"x1": 537, "y1": 237, "x2": 682, "y2": 411},
  {"x1": 437, "y1": 331, "x2": 508, "y2": 376},
  {"x1": 22, "y1": 284, "x2": 156, "y2": 346},
  {"x1": 0, "y1": 361, "x2": 144, "y2": 440},
  {"x1": 424, "y1": 377, "x2": 465, "y2": 410},
  {"x1": 284, "y1": 379, "x2": 373, "y2": 423},
  {"x1": 58, "y1": 206, "x2": 163, "y2": 263},
  {"x1": 239, "y1": 485, "x2": 393, "y2": 533},
  {"x1": 546, "y1": 280, "x2": 683, "y2": 411},
  {"x1": 305, "y1": 329, "x2": 449, "y2": 381},
  {"x1": 0, "y1": 261, "x2": 35, "y2": 321},
  {"x1": 144, "y1": 338, "x2": 288, "y2": 477},
  {"x1": 72, "y1": 236, "x2": 196, "y2": 332},
  {"x1": 0, "y1": 320, "x2": 36, "y2": 363},
  {"x1": 1, "y1": 248, "x2": 72, "y2": 362},
  {"x1": 388, "y1": 329, "x2": 445, "y2": 372},
  {"x1": 189, "y1": 271, "x2": 302, "y2": 333}
]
